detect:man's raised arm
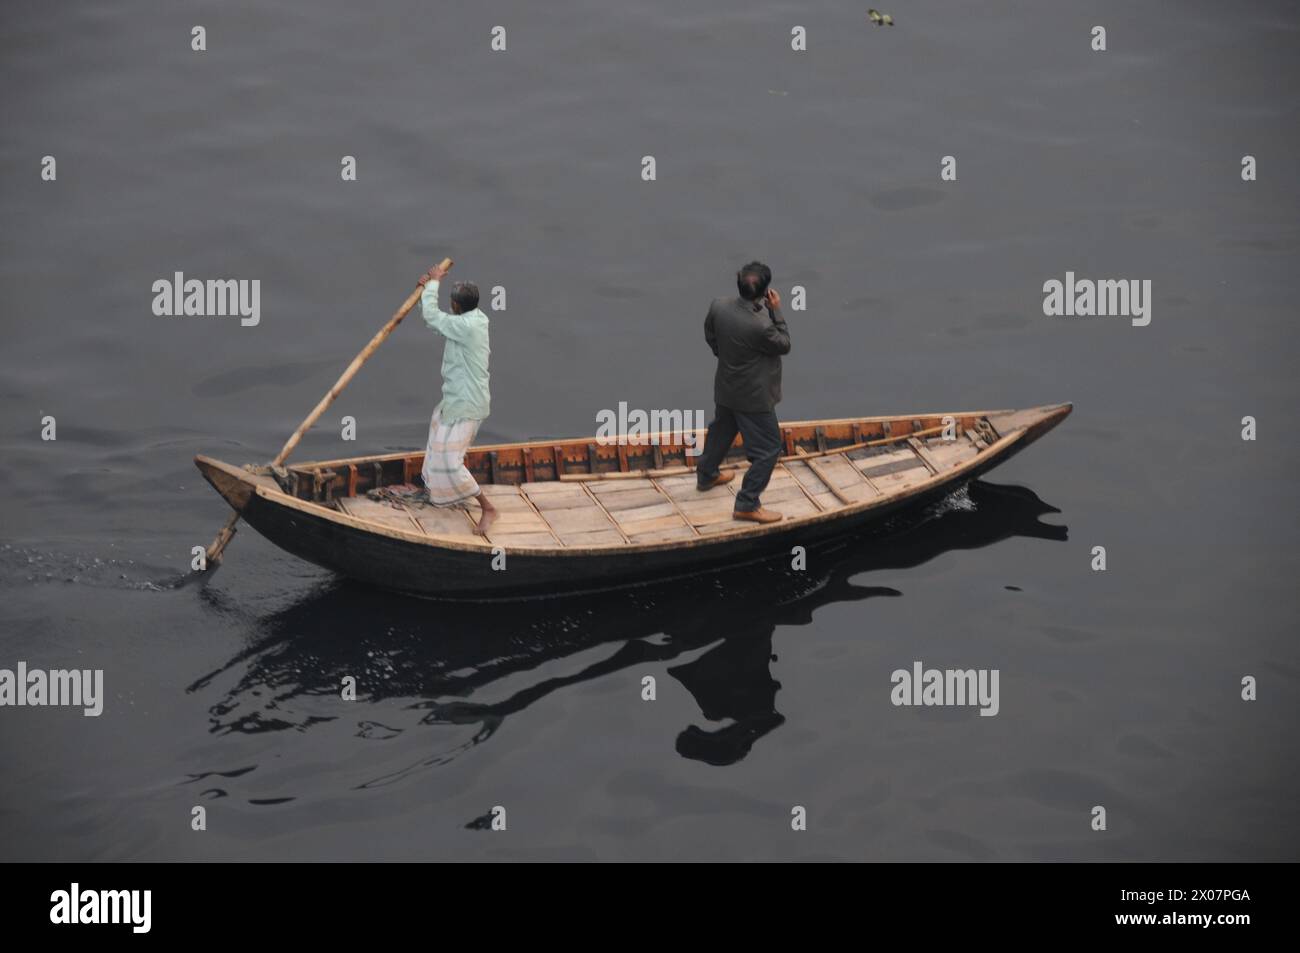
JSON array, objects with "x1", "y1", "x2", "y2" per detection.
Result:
[
  {"x1": 757, "y1": 288, "x2": 791, "y2": 355},
  {"x1": 416, "y1": 263, "x2": 471, "y2": 342}
]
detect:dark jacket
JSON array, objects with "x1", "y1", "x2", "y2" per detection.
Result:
[{"x1": 704, "y1": 296, "x2": 791, "y2": 413}]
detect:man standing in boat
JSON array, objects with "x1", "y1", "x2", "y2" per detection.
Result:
[
  {"x1": 695, "y1": 261, "x2": 790, "y2": 524},
  {"x1": 415, "y1": 261, "x2": 497, "y2": 536}
]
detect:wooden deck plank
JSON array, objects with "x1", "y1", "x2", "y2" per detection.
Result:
[
  {"x1": 542, "y1": 506, "x2": 619, "y2": 533},
  {"x1": 598, "y1": 488, "x2": 667, "y2": 511},
  {"x1": 923, "y1": 440, "x2": 981, "y2": 471},
  {"x1": 771, "y1": 496, "x2": 821, "y2": 519},
  {"x1": 791, "y1": 451, "x2": 856, "y2": 506},
  {"x1": 809, "y1": 451, "x2": 882, "y2": 502},
  {"x1": 491, "y1": 509, "x2": 549, "y2": 527},
  {"x1": 628, "y1": 525, "x2": 698, "y2": 543},
  {"x1": 338, "y1": 497, "x2": 442, "y2": 533},
  {"x1": 654, "y1": 473, "x2": 700, "y2": 490},
  {"x1": 850, "y1": 445, "x2": 913, "y2": 465},
  {"x1": 661, "y1": 481, "x2": 723, "y2": 501},
  {"x1": 774, "y1": 461, "x2": 826, "y2": 512},
  {"x1": 759, "y1": 483, "x2": 816, "y2": 504},
  {"x1": 610, "y1": 501, "x2": 679, "y2": 524},
  {"x1": 872, "y1": 468, "x2": 932, "y2": 491},
  {"x1": 858, "y1": 457, "x2": 930, "y2": 479},
  {"x1": 411, "y1": 508, "x2": 478, "y2": 537},
  {"x1": 579, "y1": 483, "x2": 632, "y2": 543},
  {"x1": 521, "y1": 481, "x2": 590, "y2": 496},
  {"x1": 556, "y1": 528, "x2": 625, "y2": 547},
  {"x1": 528, "y1": 490, "x2": 604, "y2": 511},
  {"x1": 479, "y1": 483, "x2": 526, "y2": 497},
  {"x1": 647, "y1": 477, "x2": 705, "y2": 538},
  {"x1": 907, "y1": 437, "x2": 941, "y2": 475},
  {"x1": 618, "y1": 513, "x2": 691, "y2": 537},
  {"x1": 834, "y1": 481, "x2": 878, "y2": 503},
  {"x1": 695, "y1": 520, "x2": 755, "y2": 536},
  {"x1": 513, "y1": 482, "x2": 567, "y2": 547},
  {"x1": 814, "y1": 454, "x2": 873, "y2": 489},
  {"x1": 475, "y1": 494, "x2": 534, "y2": 513},
  {"x1": 675, "y1": 495, "x2": 739, "y2": 515},
  {"x1": 587, "y1": 478, "x2": 661, "y2": 495}
]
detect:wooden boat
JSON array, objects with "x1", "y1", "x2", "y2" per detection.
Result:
[{"x1": 195, "y1": 403, "x2": 1070, "y2": 600}]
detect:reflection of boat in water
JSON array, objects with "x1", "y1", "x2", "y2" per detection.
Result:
[
  {"x1": 195, "y1": 404, "x2": 1070, "y2": 599},
  {"x1": 190, "y1": 481, "x2": 1067, "y2": 770}
]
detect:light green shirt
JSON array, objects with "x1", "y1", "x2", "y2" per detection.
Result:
[{"x1": 420, "y1": 280, "x2": 491, "y2": 422}]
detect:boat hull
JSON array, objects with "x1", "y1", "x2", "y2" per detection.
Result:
[{"x1": 196, "y1": 404, "x2": 1070, "y2": 600}]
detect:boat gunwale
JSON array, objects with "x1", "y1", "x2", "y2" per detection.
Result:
[
  {"x1": 283, "y1": 409, "x2": 1022, "y2": 471},
  {"x1": 213, "y1": 422, "x2": 1037, "y2": 558}
]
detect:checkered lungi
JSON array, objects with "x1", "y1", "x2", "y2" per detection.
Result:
[{"x1": 421, "y1": 407, "x2": 484, "y2": 507}]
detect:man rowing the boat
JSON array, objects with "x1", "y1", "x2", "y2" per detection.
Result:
[
  {"x1": 695, "y1": 261, "x2": 790, "y2": 524},
  {"x1": 415, "y1": 260, "x2": 496, "y2": 536}
]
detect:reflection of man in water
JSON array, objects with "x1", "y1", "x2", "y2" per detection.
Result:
[{"x1": 669, "y1": 629, "x2": 784, "y2": 767}]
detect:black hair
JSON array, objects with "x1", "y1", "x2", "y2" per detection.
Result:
[
  {"x1": 736, "y1": 261, "x2": 772, "y2": 301},
  {"x1": 450, "y1": 281, "x2": 480, "y2": 312}
]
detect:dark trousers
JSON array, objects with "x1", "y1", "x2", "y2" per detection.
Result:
[{"x1": 695, "y1": 404, "x2": 782, "y2": 511}]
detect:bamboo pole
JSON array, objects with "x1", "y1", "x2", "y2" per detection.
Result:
[{"x1": 203, "y1": 258, "x2": 453, "y2": 565}]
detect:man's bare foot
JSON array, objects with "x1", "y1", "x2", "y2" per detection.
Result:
[{"x1": 474, "y1": 496, "x2": 497, "y2": 537}]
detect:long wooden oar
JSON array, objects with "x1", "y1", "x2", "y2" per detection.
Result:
[{"x1": 202, "y1": 257, "x2": 453, "y2": 566}]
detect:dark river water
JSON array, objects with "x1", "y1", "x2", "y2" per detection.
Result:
[{"x1": 2, "y1": 1, "x2": 1297, "y2": 861}]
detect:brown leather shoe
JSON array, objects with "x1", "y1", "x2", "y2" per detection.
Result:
[
  {"x1": 733, "y1": 507, "x2": 783, "y2": 524},
  {"x1": 697, "y1": 470, "x2": 735, "y2": 491}
]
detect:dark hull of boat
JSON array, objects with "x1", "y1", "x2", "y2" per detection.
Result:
[{"x1": 235, "y1": 473, "x2": 952, "y2": 600}]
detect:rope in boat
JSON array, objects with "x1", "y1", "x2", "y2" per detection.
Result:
[{"x1": 367, "y1": 484, "x2": 431, "y2": 509}]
